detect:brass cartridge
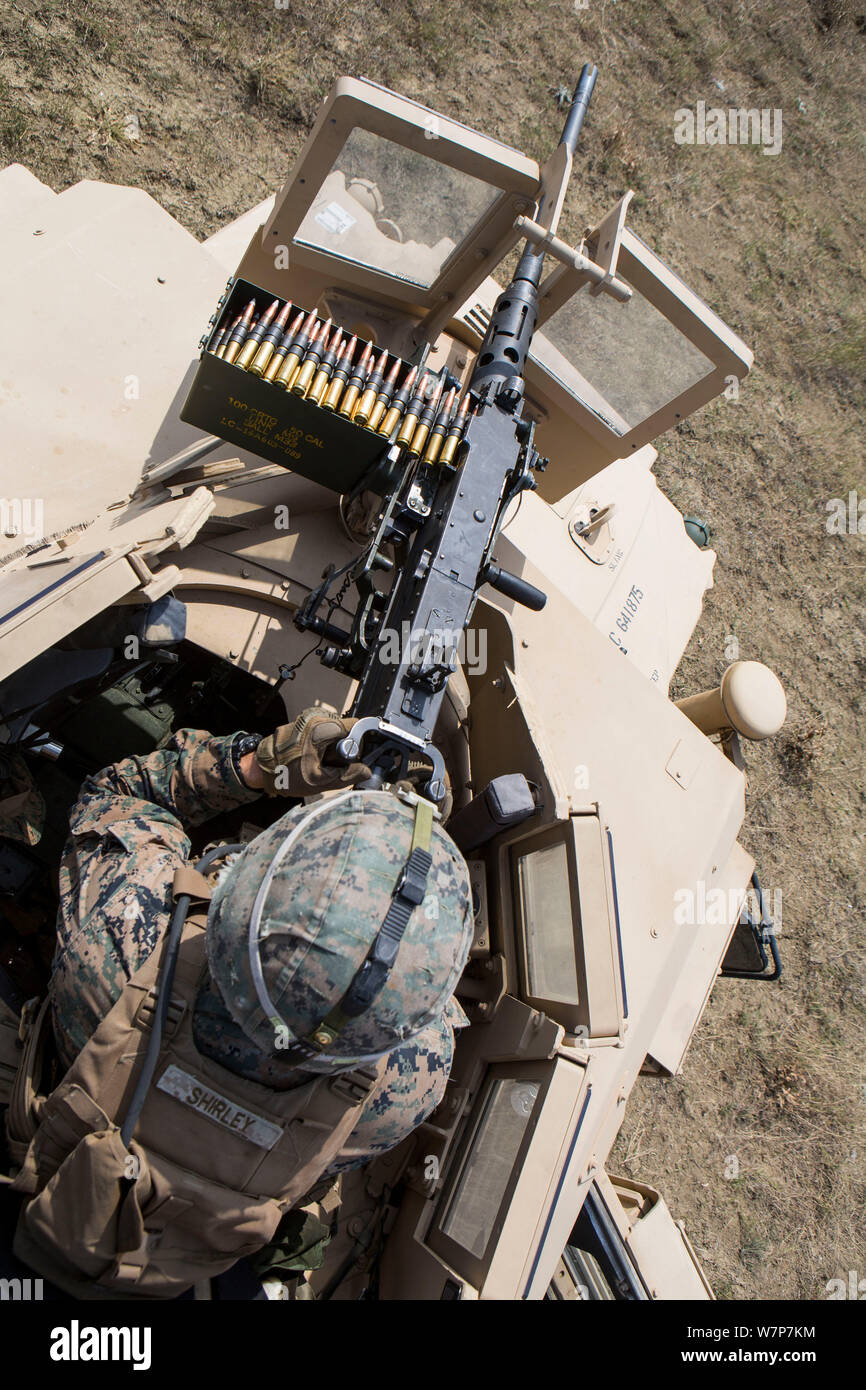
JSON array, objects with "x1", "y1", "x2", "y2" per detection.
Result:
[
  {"x1": 367, "y1": 357, "x2": 402, "y2": 432},
  {"x1": 248, "y1": 300, "x2": 293, "y2": 377},
  {"x1": 438, "y1": 393, "x2": 473, "y2": 468},
  {"x1": 394, "y1": 371, "x2": 431, "y2": 449},
  {"x1": 377, "y1": 364, "x2": 417, "y2": 438},
  {"x1": 235, "y1": 298, "x2": 280, "y2": 372},
  {"x1": 291, "y1": 317, "x2": 332, "y2": 397},
  {"x1": 422, "y1": 387, "x2": 457, "y2": 466},
  {"x1": 273, "y1": 308, "x2": 319, "y2": 390},
  {"x1": 353, "y1": 349, "x2": 388, "y2": 427},
  {"x1": 222, "y1": 300, "x2": 256, "y2": 364},
  {"x1": 212, "y1": 312, "x2": 240, "y2": 358},
  {"x1": 321, "y1": 334, "x2": 357, "y2": 412},
  {"x1": 337, "y1": 341, "x2": 373, "y2": 418},
  {"x1": 307, "y1": 326, "x2": 344, "y2": 406},
  {"x1": 404, "y1": 378, "x2": 444, "y2": 460},
  {"x1": 262, "y1": 308, "x2": 306, "y2": 384}
]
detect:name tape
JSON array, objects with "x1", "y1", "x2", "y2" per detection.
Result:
[{"x1": 156, "y1": 1064, "x2": 283, "y2": 1150}]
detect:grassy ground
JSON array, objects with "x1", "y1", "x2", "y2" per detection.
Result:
[{"x1": 2, "y1": 0, "x2": 864, "y2": 1300}]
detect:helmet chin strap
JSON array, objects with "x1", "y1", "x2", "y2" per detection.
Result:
[{"x1": 247, "y1": 790, "x2": 434, "y2": 1068}]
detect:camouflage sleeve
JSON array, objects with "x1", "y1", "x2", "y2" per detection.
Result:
[
  {"x1": 50, "y1": 729, "x2": 261, "y2": 1067},
  {"x1": 79, "y1": 727, "x2": 263, "y2": 829},
  {"x1": 322, "y1": 1011, "x2": 464, "y2": 1178}
]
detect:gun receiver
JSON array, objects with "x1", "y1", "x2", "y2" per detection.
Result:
[{"x1": 294, "y1": 65, "x2": 599, "y2": 802}]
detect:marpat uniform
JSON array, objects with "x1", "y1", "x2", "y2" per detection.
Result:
[{"x1": 7, "y1": 720, "x2": 472, "y2": 1296}]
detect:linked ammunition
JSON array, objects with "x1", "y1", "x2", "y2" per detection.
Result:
[
  {"x1": 394, "y1": 371, "x2": 431, "y2": 449},
  {"x1": 262, "y1": 307, "x2": 305, "y2": 384},
  {"x1": 235, "y1": 298, "x2": 280, "y2": 372},
  {"x1": 306, "y1": 325, "x2": 343, "y2": 406},
  {"x1": 248, "y1": 299, "x2": 293, "y2": 377},
  {"x1": 337, "y1": 341, "x2": 373, "y2": 419},
  {"x1": 291, "y1": 317, "x2": 332, "y2": 397},
  {"x1": 404, "y1": 377, "x2": 444, "y2": 460},
  {"x1": 222, "y1": 299, "x2": 256, "y2": 365},
  {"x1": 438, "y1": 393, "x2": 473, "y2": 468},
  {"x1": 212, "y1": 313, "x2": 240, "y2": 358},
  {"x1": 320, "y1": 334, "x2": 357, "y2": 412},
  {"x1": 273, "y1": 307, "x2": 319, "y2": 390},
  {"x1": 367, "y1": 357, "x2": 402, "y2": 433},
  {"x1": 421, "y1": 387, "x2": 457, "y2": 466},
  {"x1": 353, "y1": 349, "x2": 388, "y2": 427},
  {"x1": 377, "y1": 364, "x2": 418, "y2": 438}
]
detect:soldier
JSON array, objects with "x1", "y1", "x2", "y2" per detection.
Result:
[{"x1": 5, "y1": 711, "x2": 473, "y2": 1298}]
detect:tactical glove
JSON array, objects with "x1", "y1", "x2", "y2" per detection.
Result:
[
  {"x1": 393, "y1": 768, "x2": 453, "y2": 821},
  {"x1": 255, "y1": 708, "x2": 370, "y2": 797}
]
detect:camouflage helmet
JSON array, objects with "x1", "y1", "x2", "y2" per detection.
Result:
[{"x1": 205, "y1": 788, "x2": 473, "y2": 1073}]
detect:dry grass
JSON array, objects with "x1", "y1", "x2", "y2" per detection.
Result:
[{"x1": 1, "y1": 0, "x2": 864, "y2": 1299}]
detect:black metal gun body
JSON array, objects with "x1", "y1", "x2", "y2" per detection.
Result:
[
  {"x1": 341, "y1": 404, "x2": 540, "y2": 800},
  {"x1": 294, "y1": 65, "x2": 598, "y2": 801}
]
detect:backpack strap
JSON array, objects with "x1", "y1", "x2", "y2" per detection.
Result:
[
  {"x1": 5, "y1": 996, "x2": 55, "y2": 1172},
  {"x1": 0, "y1": 996, "x2": 21, "y2": 1109},
  {"x1": 172, "y1": 866, "x2": 213, "y2": 902}
]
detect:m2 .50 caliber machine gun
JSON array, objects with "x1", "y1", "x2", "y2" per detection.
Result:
[{"x1": 294, "y1": 67, "x2": 603, "y2": 803}]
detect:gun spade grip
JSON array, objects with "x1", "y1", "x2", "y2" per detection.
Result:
[{"x1": 481, "y1": 562, "x2": 547, "y2": 611}]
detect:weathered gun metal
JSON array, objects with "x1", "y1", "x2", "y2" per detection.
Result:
[{"x1": 0, "y1": 62, "x2": 786, "y2": 1300}]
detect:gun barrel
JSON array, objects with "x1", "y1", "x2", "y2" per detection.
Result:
[
  {"x1": 471, "y1": 60, "x2": 598, "y2": 395},
  {"x1": 560, "y1": 62, "x2": 598, "y2": 156}
]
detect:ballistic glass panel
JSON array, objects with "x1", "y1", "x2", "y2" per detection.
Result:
[
  {"x1": 296, "y1": 128, "x2": 501, "y2": 288},
  {"x1": 440, "y1": 1077, "x2": 541, "y2": 1257},
  {"x1": 517, "y1": 839, "x2": 580, "y2": 1005},
  {"x1": 534, "y1": 278, "x2": 715, "y2": 430}
]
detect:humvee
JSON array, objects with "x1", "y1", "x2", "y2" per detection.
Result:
[{"x1": 0, "y1": 66, "x2": 786, "y2": 1300}]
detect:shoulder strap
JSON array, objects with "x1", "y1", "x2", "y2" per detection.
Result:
[
  {"x1": 5, "y1": 997, "x2": 54, "y2": 1159},
  {"x1": 172, "y1": 867, "x2": 213, "y2": 902},
  {"x1": 120, "y1": 844, "x2": 241, "y2": 1147}
]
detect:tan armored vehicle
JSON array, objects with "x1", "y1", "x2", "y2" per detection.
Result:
[{"x1": 0, "y1": 66, "x2": 786, "y2": 1301}]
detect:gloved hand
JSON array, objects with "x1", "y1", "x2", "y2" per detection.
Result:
[
  {"x1": 393, "y1": 767, "x2": 453, "y2": 821},
  {"x1": 255, "y1": 708, "x2": 371, "y2": 797}
]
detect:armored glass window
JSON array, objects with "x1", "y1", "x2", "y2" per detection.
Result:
[
  {"x1": 425, "y1": 1058, "x2": 587, "y2": 1295},
  {"x1": 532, "y1": 276, "x2": 716, "y2": 435},
  {"x1": 516, "y1": 839, "x2": 580, "y2": 1005},
  {"x1": 295, "y1": 128, "x2": 503, "y2": 289},
  {"x1": 440, "y1": 1076, "x2": 541, "y2": 1257},
  {"x1": 509, "y1": 816, "x2": 624, "y2": 1039}
]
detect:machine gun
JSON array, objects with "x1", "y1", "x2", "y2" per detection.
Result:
[{"x1": 294, "y1": 65, "x2": 600, "y2": 803}]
